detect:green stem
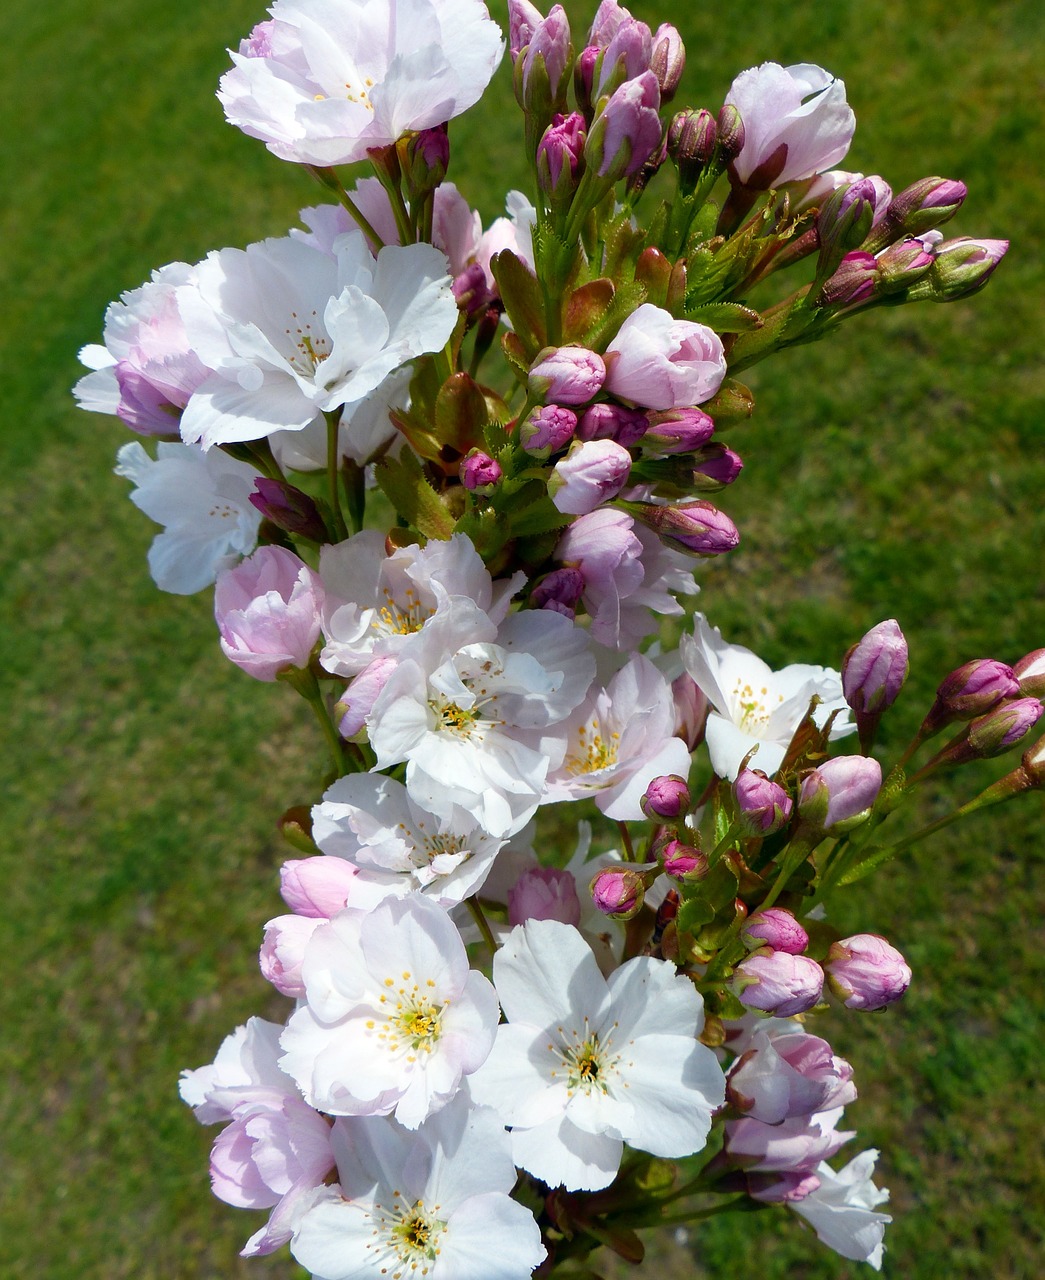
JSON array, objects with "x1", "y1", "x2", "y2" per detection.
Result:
[
  {"x1": 325, "y1": 412, "x2": 349, "y2": 542},
  {"x1": 466, "y1": 899, "x2": 498, "y2": 954},
  {"x1": 281, "y1": 666, "x2": 350, "y2": 777},
  {"x1": 707, "y1": 818, "x2": 744, "y2": 868},
  {"x1": 306, "y1": 166, "x2": 386, "y2": 250},
  {"x1": 618, "y1": 821, "x2": 636, "y2": 862},
  {"x1": 654, "y1": 1196, "x2": 756, "y2": 1228}
]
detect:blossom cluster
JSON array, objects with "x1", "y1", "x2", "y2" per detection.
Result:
[{"x1": 76, "y1": 1, "x2": 1035, "y2": 1276}]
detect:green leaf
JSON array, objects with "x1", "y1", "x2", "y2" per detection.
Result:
[
  {"x1": 373, "y1": 452, "x2": 454, "y2": 541},
  {"x1": 491, "y1": 249, "x2": 546, "y2": 358}
]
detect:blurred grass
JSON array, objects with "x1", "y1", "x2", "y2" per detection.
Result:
[{"x1": 1, "y1": 1, "x2": 1042, "y2": 1277}]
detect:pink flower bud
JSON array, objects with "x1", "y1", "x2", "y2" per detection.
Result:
[
  {"x1": 280, "y1": 857, "x2": 361, "y2": 918},
  {"x1": 798, "y1": 755, "x2": 882, "y2": 830},
  {"x1": 735, "y1": 768, "x2": 793, "y2": 835},
  {"x1": 537, "y1": 111, "x2": 586, "y2": 203},
  {"x1": 1013, "y1": 649, "x2": 1045, "y2": 698},
  {"x1": 629, "y1": 499, "x2": 740, "y2": 556},
  {"x1": 550, "y1": 438, "x2": 632, "y2": 514},
  {"x1": 928, "y1": 237, "x2": 1008, "y2": 300},
  {"x1": 529, "y1": 345, "x2": 607, "y2": 405},
  {"x1": 817, "y1": 178, "x2": 878, "y2": 262},
  {"x1": 661, "y1": 838, "x2": 708, "y2": 879},
  {"x1": 605, "y1": 304, "x2": 726, "y2": 410},
  {"x1": 508, "y1": 865, "x2": 582, "y2": 927},
  {"x1": 576, "y1": 402, "x2": 649, "y2": 446},
  {"x1": 965, "y1": 697, "x2": 1044, "y2": 757},
  {"x1": 842, "y1": 618, "x2": 909, "y2": 715},
  {"x1": 922, "y1": 658, "x2": 1020, "y2": 734},
  {"x1": 596, "y1": 17, "x2": 653, "y2": 97},
  {"x1": 590, "y1": 866, "x2": 644, "y2": 918},
  {"x1": 403, "y1": 126, "x2": 449, "y2": 196},
  {"x1": 460, "y1": 450, "x2": 502, "y2": 492},
  {"x1": 825, "y1": 933, "x2": 912, "y2": 1010},
  {"x1": 333, "y1": 655, "x2": 398, "y2": 736},
  {"x1": 259, "y1": 914, "x2": 324, "y2": 997},
  {"x1": 249, "y1": 477, "x2": 328, "y2": 543},
  {"x1": 507, "y1": 0, "x2": 544, "y2": 58},
  {"x1": 741, "y1": 909, "x2": 809, "y2": 956},
  {"x1": 672, "y1": 671, "x2": 709, "y2": 749},
  {"x1": 746, "y1": 1170, "x2": 822, "y2": 1204},
  {"x1": 715, "y1": 103, "x2": 745, "y2": 163},
  {"x1": 521, "y1": 403, "x2": 578, "y2": 453},
  {"x1": 667, "y1": 108, "x2": 717, "y2": 186},
  {"x1": 214, "y1": 545, "x2": 324, "y2": 682},
  {"x1": 642, "y1": 407, "x2": 716, "y2": 454},
  {"x1": 882, "y1": 175, "x2": 967, "y2": 240},
  {"x1": 875, "y1": 236, "x2": 936, "y2": 291},
  {"x1": 817, "y1": 251, "x2": 879, "y2": 307},
  {"x1": 691, "y1": 443, "x2": 744, "y2": 487},
  {"x1": 587, "y1": 71, "x2": 663, "y2": 181},
  {"x1": 734, "y1": 950, "x2": 825, "y2": 1017},
  {"x1": 640, "y1": 774, "x2": 691, "y2": 819},
  {"x1": 531, "y1": 566, "x2": 586, "y2": 618},
  {"x1": 519, "y1": 4, "x2": 573, "y2": 105},
  {"x1": 650, "y1": 23, "x2": 685, "y2": 102}
]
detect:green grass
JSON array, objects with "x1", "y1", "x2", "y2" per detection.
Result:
[{"x1": 2, "y1": 1, "x2": 1043, "y2": 1277}]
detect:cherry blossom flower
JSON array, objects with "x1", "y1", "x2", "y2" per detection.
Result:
[
  {"x1": 75, "y1": 261, "x2": 210, "y2": 435},
  {"x1": 681, "y1": 613, "x2": 854, "y2": 779},
  {"x1": 319, "y1": 529, "x2": 522, "y2": 677},
  {"x1": 291, "y1": 1098, "x2": 545, "y2": 1279},
  {"x1": 218, "y1": 0, "x2": 505, "y2": 168},
  {"x1": 790, "y1": 1149, "x2": 891, "y2": 1269},
  {"x1": 311, "y1": 773, "x2": 506, "y2": 906},
  {"x1": 179, "y1": 1018, "x2": 335, "y2": 1257},
  {"x1": 113, "y1": 442, "x2": 263, "y2": 594},
  {"x1": 178, "y1": 233, "x2": 457, "y2": 449},
  {"x1": 279, "y1": 895, "x2": 499, "y2": 1127},
  {"x1": 214, "y1": 545, "x2": 325, "y2": 681},
  {"x1": 543, "y1": 653, "x2": 692, "y2": 819},
  {"x1": 367, "y1": 598, "x2": 596, "y2": 838},
  {"x1": 470, "y1": 918, "x2": 725, "y2": 1190}
]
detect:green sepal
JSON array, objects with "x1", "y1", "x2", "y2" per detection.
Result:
[
  {"x1": 563, "y1": 278, "x2": 616, "y2": 345},
  {"x1": 685, "y1": 302, "x2": 764, "y2": 333},
  {"x1": 490, "y1": 249, "x2": 547, "y2": 358},
  {"x1": 434, "y1": 371, "x2": 489, "y2": 456},
  {"x1": 373, "y1": 451, "x2": 455, "y2": 541},
  {"x1": 584, "y1": 280, "x2": 649, "y2": 351}
]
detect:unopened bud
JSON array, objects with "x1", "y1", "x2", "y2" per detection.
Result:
[
  {"x1": 508, "y1": 865, "x2": 582, "y2": 927},
  {"x1": 926, "y1": 237, "x2": 1008, "y2": 301},
  {"x1": 879, "y1": 176, "x2": 968, "y2": 245},
  {"x1": 842, "y1": 618, "x2": 909, "y2": 716},
  {"x1": 531, "y1": 566, "x2": 585, "y2": 618},
  {"x1": 585, "y1": 71, "x2": 663, "y2": 182},
  {"x1": 536, "y1": 111, "x2": 586, "y2": 205},
  {"x1": 249, "y1": 477, "x2": 328, "y2": 542},
  {"x1": 642, "y1": 406, "x2": 715, "y2": 454},
  {"x1": 691, "y1": 443, "x2": 744, "y2": 488},
  {"x1": 715, "y1": 103, "x2": 745, "y2": 163},
  {"x1": 460, "y1": 450, "x2": 502, "y2": 492},
  {"x1": 816, "y1": 251, "x2": 878, "y2": 308},
  {"x1": 1013, "y1": 649, "x2": 1045, "y2": 698},
  {"x1": 965, "y1": 697, "x2": 1044, "y2": 758},
  {"x1": 825, "y1": 934, "x2": 911, "y2": 1010},
  {"x1": 660, "y1": 838, "x2": 708, "y2": 880},
  {"x1": 402, "y1": 126, "x2": 449, "y2": 198},
  {"x1": 640, "y1": 774, "x2": 691, "y2": 819},
  {"x1": 529, "y1": 344, "x2": 606, "y2": 405},
  {"x1": 628, "y1": 499, "x2": 739, "y2": 556},
  {"x1": 590, "y1": 866, "x2": 645, "y2": 919},
  {"x1": 520, "y1": 403, "x2": 578, "y2": 454},
  {"x1": 734, "y1": 768, "x2": 792, "y2": 835},
  {"x1": 735, "y1": 950, "x2": 824, "y2": 1017},
  {"x1": 741, "y1": 908, "x2": 809, "y2": 956},
  {"x1": 922, "y1": 658, "x2": 1020, "y2": 735},
  {"x1": 798, "y1": 755, "x2": 882, "y2": 831},
  {"x1": 576, "y1": 402, "x2": 648, "y2": 446},
  {"x1": 816, "y1": 178, "x2": 877, "y2": 271},
  {"x1": 875, "y1": 236, "x2": 936, "y2": 293},
  {"x1": 668, "y1": 108, "x2": 717, "y2": 187},
  {"x1": 650, "y1": 23, "x2": 685, "y2": 102}
]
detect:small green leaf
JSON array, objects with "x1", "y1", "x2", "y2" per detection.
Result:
[{"x1": 374, "y1": 452, "x2": 454, "y2": 541}]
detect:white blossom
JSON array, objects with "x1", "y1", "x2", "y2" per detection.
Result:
[
  {"x1": 791, "y1": 1150, "x2": 891, "y2": 1269},
  {"x1": 470, "y1": 919, "x2": 726, "y2": 1190},
  {"x1": 114, "y1": 441, "x2": 262, "y2": 593},
  {"x1": 681, "y1": 613, "x2": 854, "y2": 779}
]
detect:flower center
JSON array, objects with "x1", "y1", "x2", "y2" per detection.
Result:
[
  {"x1": 550, "y1": 1018, "x2": 624, "y2": 1097},
  {"x1": 374, "y1": 586, "x2": 432, "y2": 636},
  {"x1": 374, "y1": 972, "x2": 447, "y2": 1059},
  {"x1": 284, "y1": 310, "x2": 331, "y2": 374},
  {"x1": 730, "y1": 679, "x2": 783, "y2": 734},
  {"x1": 565, "y1": 717, "x2": 620, "y2": 776},
  {"x1": 369, "y1": 1191, "x2": 447, "y2": 1274}
]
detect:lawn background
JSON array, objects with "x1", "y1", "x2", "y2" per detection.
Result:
[{"x1": 1, "y1": 1, "x2": 1042, "y2": 1277}]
